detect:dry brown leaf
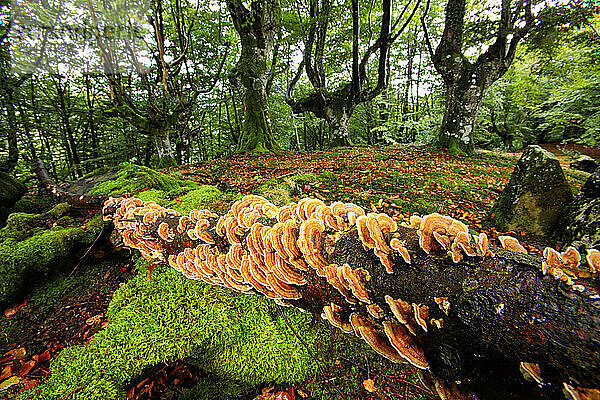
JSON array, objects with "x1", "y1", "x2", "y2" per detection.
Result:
[
  {"x1": 0, "y1": 364, "x2": 12, "y2": 380},
  {"x1": 7, "y1": 348, "x2": 26, "y2": 360},
  {"x1": 363, "y1": 378, "x2": 377, "y2": 393},
  {"x1": 4, "y1": 300, "x2": 27, "y2": 318},
  {"x1": 85, "y1": 314, "x2": 103, "y2": 326},
  {"x1": 19, "y1": 360, "x2": 36, "y2": 377}
]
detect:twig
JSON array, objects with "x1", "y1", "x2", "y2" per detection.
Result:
[
  {"x1": 275, "y1": 171, "x2": 297, "y2": 180},
  {"x1": 276, "y1": 304, "x2": 347, "y2": 400},
  {"x1": 68, "y1": 226, "x2": 105, "y2": 278},
  {"x1": 378, "y1": 372, "x2": 436, "y2": 397}
]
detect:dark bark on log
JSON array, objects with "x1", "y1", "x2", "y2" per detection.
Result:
[
  {"x1": 33, "y1": 159, "x2": 107, "y2": 209},
  {"x1": 102, "y1": 195, "x2": 600, "y2": 399}
]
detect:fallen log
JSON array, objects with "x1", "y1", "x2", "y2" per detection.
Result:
[
  {"x1": 33, "y1": 158, "x2": 106, "y2": 209},
  {"x1": 101, "y1": 195, "x2": 600, "y2": 399}
]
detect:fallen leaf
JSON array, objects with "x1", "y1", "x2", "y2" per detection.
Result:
[
  {"x1": 363, "y1": 378, "x2": 377, "y2": 393},
  {"x1": 18, "y1": 378, "x2": 38, "y2": 393},
  {"x1": 85, "y1": 314, "x2": 103, "y2": 326},
  {"x1": 32, "y1": 350, "x2": 51, "y2": 363},
  {"x1": 0, "y1": 376, "x2": 21, "y2": 390},
  {"x1": 4, "y1": 300, "x2": 27, "y2": 318},
  {"x1": 7, "y1": 348, "x2": 26, "y2": 360},
  {"x1": 0, "y1": 365, "x2": 11, "y2": 380},
  {"x1": 261, "y1": 386, "x2": 275, "y2": 395},
  {"x1": 274, "y1": 391, "x2": 292, "y2": 400},
  {"x1": 19, "y1": 360, "x2": 36, "y2": 377}
]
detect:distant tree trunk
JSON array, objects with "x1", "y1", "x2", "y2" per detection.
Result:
[
  {"x1": 226, "y1": 0, "x2": 280, "y2": 153},
  {"x1": 3, "y1": 88, "x2": 19, "y2": 173},
  {"x1": 490, "y1": 109, "x2": 513, "y2": 150},
  {"x1": 287, "y1": 0, "x2": 420, "y2": 148},
  {"x1": 423, "y1": 0, "x2": 534, "y2": 155},
  {"x1": 438, "y1": 73, "x2": 482, "y2": 155},
  {"x1": 151, "y1": 126, "x2": 175, "y2": 167},
  {"x1": 84, "y1": 74, "x2": 99, "y2": 162},
  {"x1": 323, "y1": 97, "x2": 354, "y2": 147}
]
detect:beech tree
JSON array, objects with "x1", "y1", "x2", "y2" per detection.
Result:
[
  {"x1": 88, "y1": 0, "x2": 228, "y2": 166},
  {"x1": 226, "y1": 0, "x2": 281, "y2": 153},
  {"x1": 420, "y1": 0, "x2": 541, "y2": 155},
  {"x1": 286, "y1": 0, "x2": 421, "y2": 147}
]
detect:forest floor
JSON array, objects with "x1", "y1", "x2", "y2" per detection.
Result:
[{"x1": 0, "y1": 145, "x2": 592, "y2": 399}]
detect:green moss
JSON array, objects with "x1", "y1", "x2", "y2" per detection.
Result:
[
  {"x1": 89, "y1": 165, "x2": 198, "y2": 196},
  {"x1": 0, "y1": 226, "x2": 86, "y2": 303},
  {"x1": 46, "y1": 203, "x2": 71, "y2": 219},
  {"x1": 167, "y1": 186, "x2": 224, "y2": 215},
  {"x1": 289, "y1": 172, "x2": 319, "y2": 184},
  {"x1": 135, "y1": 189, "x2": 168, "y2": 204},
  {"x1": 255, "y1": 179, "x2": 294, "y2": 206},
  {"x1": 16, "y1": 263, "x2": 332, "y2": 400},
  {"x1": 0, "y1": 206, "x2": 106, "y2": 305},
  {"x1": 0, "y1": 212, "x2": 40, "y2": 241},
  {"x1": 181, "y1": 375, "x2": 255, "y2": 400},
  {"x1": 13, "y1": 194, "x2": 55, "y2": 215}
]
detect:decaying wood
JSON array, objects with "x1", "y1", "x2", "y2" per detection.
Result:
[
  {"x1": 102, "y1": 195, "x2": 600, "y2": 399},
  {"x1": 34, "y1": 158, "x2": 106, "y2": 209}
]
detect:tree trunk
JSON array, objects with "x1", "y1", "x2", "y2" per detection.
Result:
[
  {"x1": 102, "y1": 194, "x2": 600, "y2": 399},
  {"x1": 427, "y1": 0, "x2": 533, "y2": 156},
  {"x1": 227, "y1": 0, "x2": 280, "y2": 154},
  {"x1": 324, "y1": 104, "x2": 353, "y2": 147},
  {"x1": 152, "y1": 127, "x2": 176, "y2": 167},
  {"x1": 3, "y1": 88, "x2": 19, "y2": 173},
  {"x1": 438, "y1": 78, "x2": 482, "y2": 155}
]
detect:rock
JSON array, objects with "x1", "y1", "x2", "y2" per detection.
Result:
[
  {"x1": 570, "y1": 156, "x2": 598, "y2": 173},
  {"x1": 560, "y1": 169, "x2": 600, "y2": 251},
  {"x1": 488, "y1": 145, "x2": 573, "y2": 238}
]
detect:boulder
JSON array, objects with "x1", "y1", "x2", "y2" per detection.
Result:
[
  {"x1": 488, "y1": 145, "x2": 573, "y2": 238},
  {"x1": 560, "y1": 169, "x2": 600, "y2": 251},
  {"x1": 570, "y1": 155, "x2": 598, "y2": 173}
]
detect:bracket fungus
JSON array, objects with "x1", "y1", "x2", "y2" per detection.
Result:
[
  {"x1": 101, "y1": 194, "x2": 600, "y2": 398},
  {"x1": 498, "y1": 235, "x2": 527, "y2": 254},
  {"x1": 587, "y1": 249, "x2": 600, "y2": 274}
]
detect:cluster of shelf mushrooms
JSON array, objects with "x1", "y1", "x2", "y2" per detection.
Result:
[{"x1": 102, "y1": 195, "x2": 600, "y2": 396}]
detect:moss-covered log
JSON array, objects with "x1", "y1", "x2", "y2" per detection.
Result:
[{"x1": 102, "y1": 195, "x2": 600, "y2": 399}]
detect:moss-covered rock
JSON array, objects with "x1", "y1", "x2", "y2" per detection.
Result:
[
  {"x1": 0, "y1": 223, "x2": 85, "y2": 304},
  {"x1": 560, "y1": 169, "x2": 600, "y2": 251},
  {"x1": 0, "y1": 171, "x2": 26, "y2": 207},
  {"x1": 255, "y1": 179, "x2": 294, "y2": 206},
  {"x1": 488, "y1": 145, "x2": 574, "y2": 238},
  {"x1": 89, "y1": 164, "x2": 199, "y2": 196},
  {"x1": 13, "y1": 193, "x2": 55, "y2": 215},
  {"x1": 0, "y1": 171, "x2": 27, "y2": 226}
]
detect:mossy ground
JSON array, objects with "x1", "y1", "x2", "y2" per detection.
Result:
[
  {"x1": 89, "y1": 164, "x2": 199, "y2": 196},
  {"x1": 15, "y1": 261, "x2": 338, "y2": 400}
]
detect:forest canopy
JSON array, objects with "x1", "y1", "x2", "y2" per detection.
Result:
[{"x1": 0, "y1": 0, "x2": 598, "y2": 175}]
